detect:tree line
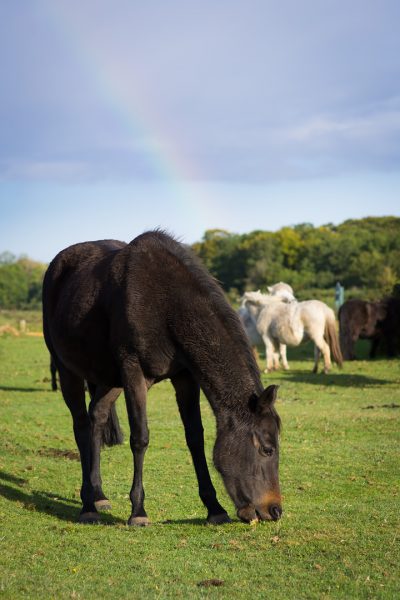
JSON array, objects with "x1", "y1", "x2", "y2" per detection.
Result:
[
  {"x1": 0, "y1": 216, "x2": 399, "y2": 309},
  {"x1": 0, "y1": 252, "x2": 45, "y2": 309},
  {"x1": 192, "y1": 216, "x2": 400, "y2": 300}
]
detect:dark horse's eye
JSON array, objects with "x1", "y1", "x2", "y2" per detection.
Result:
[{"x1": 260, "y1": 446, "x2": 274, "y2": 457}]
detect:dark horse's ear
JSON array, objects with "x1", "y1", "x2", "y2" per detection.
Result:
[{"x1": 249, "y1": 385, "x2": 279, "y2": 415}]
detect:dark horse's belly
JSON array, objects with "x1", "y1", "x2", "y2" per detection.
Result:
[
  {"x1": 53, "y1": 328, "x2": 122, "y2": 387},
  {"x1": 51, "y1": 315, "x2": 182, "y2": 388}
]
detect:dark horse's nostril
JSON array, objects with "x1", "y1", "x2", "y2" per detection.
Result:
[{"x1": 269, "y1": 504, "x2": 282, "y2": 521}]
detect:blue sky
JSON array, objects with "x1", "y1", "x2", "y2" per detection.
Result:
[{"x1": 0, "y1": 0, "x2": 399, "y2": 262}]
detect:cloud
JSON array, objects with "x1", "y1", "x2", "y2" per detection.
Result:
[
  {"x1": 1, "y1": 1, "x2": 400, "y2": 184},
  {"x1": 0, "y1": 159, "x2": 92, "y2": 182},
  {"x1": 287, "y1": 105, "x2": 400, "y2": 144}
]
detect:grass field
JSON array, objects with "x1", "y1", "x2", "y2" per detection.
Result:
[{"x1": 0, "y1": 332, "x2": 399, "y2": 599}]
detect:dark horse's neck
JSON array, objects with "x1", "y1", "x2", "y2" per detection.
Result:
[
  {"x1": 176, "y1": 300, "x2": 262, "y2": 421},
  {"x1": 127, "y1": 231, "x2": 262, "y2": 421}
]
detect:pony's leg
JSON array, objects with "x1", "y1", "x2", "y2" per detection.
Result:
[
  {"x1": 313, "y1": 344, "x2": 320, "y2": 373},
  {"x1": 87, "y1": 384, "x2": 121, "y2": 511},
  {"x1": 340, "y1": 328, "x2": 354, "y2": 360},
  {"x1": 314, "y1": 339, "x2": 331, "y2": 373},
  {"x1": 171, "y1": 370, "x2": 230, "y2": 525},
  {"x1": 279, "y1": 343, "x2": 290, "y2": 370},
  {"x1": 252, "y1": 346, "x2": 259, "y2": 363},
  {"x1": 272, "y1": 344, "x2": 280, "y2": 370},
  {"x1": 121, "y1": 363, "x2": 150, "y2": 526},
  {"x1": 369, "y1": 336, "x2": 380, "y2": 358},
  {"x1": 262, "y1": 336, "x2": 275, "y2": 373},
  {"x1": 322, "y1": 340, "x2": 332, "y2": 373},
  {"x1": 346, "y1": 328, "x2": 360, "y2": 360},
  {"x1": 58, "y1": 364, "x2": 99, "y2": 523}
]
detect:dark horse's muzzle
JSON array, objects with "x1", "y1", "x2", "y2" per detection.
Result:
[
  {"x1": 237, "y1": 502, "x2": 282, "y2": 523},
  {"x1": 268, "y1": 504, "x2": 282, "y2": 521},
  {"x1": 237, "y1": 490, "x2": 282, "y2": 523}
]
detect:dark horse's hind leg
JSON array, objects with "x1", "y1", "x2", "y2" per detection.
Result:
[
  {"x1": 171, "y1": 370, "x2": 231, "y2": 525},
  {"x1": 57, "y1": 364, "x2": 99, "y2": 523},
  {"x1": 121, "y1": 362, "x2": 150, "y2": 526},
  {"x1": 50, "y1": 357, "x2": 57, "y2": 391},
  {"x1": 87, "y1": 383, "x2": 121, "y2": 511}
]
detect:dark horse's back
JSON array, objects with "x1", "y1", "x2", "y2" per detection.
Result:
[{"x1": 43, "y1": 230, "x2": 235, "y2": 388}]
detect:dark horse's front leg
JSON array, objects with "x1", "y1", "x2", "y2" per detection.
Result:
[
  {"x1": 121, "y1": 362, "x2": 150, "y2": 526},
  {"x1": 171, "y1": 370, "x2": 230, "y2": 525}
]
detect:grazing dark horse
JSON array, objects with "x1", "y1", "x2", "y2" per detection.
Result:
[
  {"x1": 43, "y1": 231, "x2": 282, "y2": 526},
  {"x1": 338, "y1": 298, "x2": 400, "y2": 359}
]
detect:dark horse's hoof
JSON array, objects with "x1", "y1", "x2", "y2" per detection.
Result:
[
  {"x1": 128, "y1": 515, "x2": 150, "y2": 527},
  {"x1": 95, "y1": 499, "x2": 112, "y2": 511},
  {"x1": 207, "y1": 512, "x2": 231, "y2": 525},
  {"x1": 78, "y1": 511, "x2": 101, "y2": 524}
]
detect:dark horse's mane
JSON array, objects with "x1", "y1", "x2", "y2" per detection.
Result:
[
  {"x1": 134, "y1": 231, "x2": 281, "y2": 431},
  {"x1": 130, "y1": 230, "x2": 262, "y2": 394}
]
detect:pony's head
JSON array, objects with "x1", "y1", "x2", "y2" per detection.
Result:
[
  {"x1": 213, "y1": 385, "x2": 282, "y2": 523},
  {"x1": 241, "y1": 291, "x2": 283, "y2": 322},
  {"x1": 241, "y1": 290, "x2": 269, "y2": 307},
  {"x1": 267, "y1": 282, "x2": 296, "y2": 303},
  {"x1": 240, "y1": 290, "x2": 265, "y2": 308}
]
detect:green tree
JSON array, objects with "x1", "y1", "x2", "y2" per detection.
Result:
[
  {"x1": 0, "y1": 255, "x2": 46, "y2": 308},
  {"x1": 191, "y1": 217, "x2": 400, "y2": 298},
  {"x1": 192, "y1": 229, "x2": 244, "y2": 290}
]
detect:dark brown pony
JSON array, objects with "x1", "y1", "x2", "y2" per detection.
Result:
[
  {"x1": 43, "y1": 231, "x2": 282, "y2": 525},
  {"x1": 339, "y1": 297, "x2": 400, "y2": 359}
]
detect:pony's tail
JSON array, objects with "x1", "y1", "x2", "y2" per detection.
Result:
[
  {"x1": 102, "y1": 403, "x2": 124, "y2": 447},
  {"x1": 325, "y1": 315, "x2": 343, "y2": 367}
]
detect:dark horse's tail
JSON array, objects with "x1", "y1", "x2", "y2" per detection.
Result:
[
  {"x1": 102, "y1": 403, "x2": 124, "y2": 447},
  {"x1": 325, "y1": 314, "x2": 343, "y2": 367}
]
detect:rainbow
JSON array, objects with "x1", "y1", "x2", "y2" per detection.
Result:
[{"x1": 41, "y1": 0, "x2": 216, "y2": 224}]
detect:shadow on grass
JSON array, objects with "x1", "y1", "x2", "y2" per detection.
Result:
[
  {"x1": 273, "y1": 371, "x2": 391, "y2": 387},
  {"x1": 160, "y1": 517, "x2": 245, "y2": 527},
  {"x1": 0, "y1": 470, "x2": 125, "y2": 525},
  {"x1": 0, "y1": 385, "x2": 52, "y2": 393},
  {"x1": 37, "y1": 447, "x2": 80, "y2": 461},
  {"x1": 0, "y1": 469, "x2": 231, "y2": 528},
  {"x1": 161, "y1": 518, "x2": 209, "y2": 526},
  {"x1": 259, "y1": 338, "x2": 398, "y2": 364},
  {"x1": 0, "y1": 470, "x2": 28, "y2": 485}
]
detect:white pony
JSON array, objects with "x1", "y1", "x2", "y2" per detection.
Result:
[
  {"x1": 242, "y1": 291, "x2": 343, "y2": 373},
  {"x1": 238, "y1": 283, "x2": 295, "y2": 364}
]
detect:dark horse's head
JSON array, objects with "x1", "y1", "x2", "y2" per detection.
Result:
[{"x1": 213, "y1": 385, "x2": 282, "y2": 523}]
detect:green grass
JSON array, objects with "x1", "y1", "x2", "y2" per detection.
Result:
[{"x1": 0, "y1": 335, "x2": 399, "y2": 599}]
